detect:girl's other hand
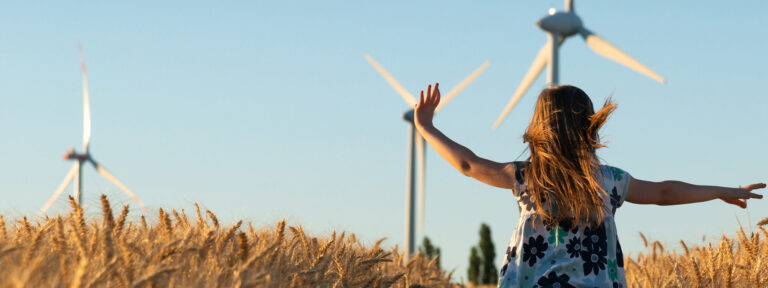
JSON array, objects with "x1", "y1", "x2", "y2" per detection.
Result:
[
  {"x1": 414, "y1": 82, "x2": 440, "y2": 128},
  {"x1": 719, "y1": 183, "x2": 766, "y2": 208}
]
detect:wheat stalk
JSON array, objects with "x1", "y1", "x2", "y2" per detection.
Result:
[
  {"x1": 639, "y1": 231, "x2": 648, "y2": 248},
  {"x1": 205, "y1": 210, "x2": 219, "y2": 230},
  {"x1": 114, "y1": 205, "x2": 129, "y2": 238},
  {"x1": 158, "y1": 208, "x2": 174, "y2": 238},
  {"x1": 0, "y1": 215, "x2": 6, "y2": 241}
]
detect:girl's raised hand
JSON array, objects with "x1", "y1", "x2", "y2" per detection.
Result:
[
  {"x1": 719, "y1": 183, "x2": 766, "y2": 208},
  {"x1": 414, "y1": 82, "x2": 440, "y2": 128}
]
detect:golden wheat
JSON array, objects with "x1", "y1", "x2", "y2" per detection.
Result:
[
  {"x1": 18, "y1": 196, "x2": 768, "y2": 287},
  {"x1": 627, "y1": 223, "x2": 768, "y2": 288},
  {"x1": 0, "y1": 195, "x2": 454, "y2": 287}
]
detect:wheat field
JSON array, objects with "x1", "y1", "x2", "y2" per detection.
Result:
[
  {"x1": 0, "y1": 195, "x2": 456, "y2": 287},
  {"x1": 3, "y1": 195, "x2": 768, "y2": 288},
  {"x1": 626, "y1": 219, "x2": 768, "y2": 288}
]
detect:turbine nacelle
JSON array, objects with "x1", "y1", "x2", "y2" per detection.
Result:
[
  {"x1": 537, "y1": 10, "x2": 582, "y2": 36},
  {"x1": 402, "y1": 109, "x2": 414, "y2": 122},
  {"x1": 63, "y1": 147, "x2": 87, "y2": 161}
]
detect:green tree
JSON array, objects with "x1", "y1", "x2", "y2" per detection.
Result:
[
  {"x1": 419, "y1": 236, "x2": 441, "y2": 269},
  {"x1": 467, "y1": 246, "x2": 480, "y2": 285},
  {"x1": 478, "y1": 223, "x2": 497, "y2": 284},
  {"x1": 468, "y1": 223, "x2": 497, "y2": 285}
]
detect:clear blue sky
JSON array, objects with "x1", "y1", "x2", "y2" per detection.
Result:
[{"x1": 1, "y1": 0, "x2": 766, "y2": 281}]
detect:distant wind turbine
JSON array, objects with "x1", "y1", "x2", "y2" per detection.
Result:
[
  {"x1": 493, "y1": 0, "x2": 665, "y2": 129},
  {"x1": 39, "y1": 44, "x2": 146, "y2": 216},
  {"x1": 365, "y1": 54, "x2": 490, "y2": 257}
]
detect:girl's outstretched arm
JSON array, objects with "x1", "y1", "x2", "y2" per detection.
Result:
[
  {"x1": 627, "y1": 177, "x2": 766, "y2": 208},
  {"x1": 413, "y1": 83, "x2": 517, "y2": 189}
]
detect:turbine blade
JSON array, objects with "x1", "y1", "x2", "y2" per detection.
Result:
[
  {"x1": 435, "y1": 61, "x2": 491, "y2": 113},
  {"x1": 39, "y1": 164, "x2": 79, "y2": 216},
  {"x1": 364, "y1": 54, "x2": 417, "y2": 107},
  {"x1": 492, "y1": 43, "x2": 549, "y2": 130},
  {"x1": 416, "y1": 134, "x2": 426, "y2": 233},
  {"x1": 580, "y1": 28, "x2": 665, "y2": 83},
  {"x1": 90, "y1": 159, "x2": 147, "y2": 210},
  {"x1": 79, "y1": 44, "x2": 92, "y2": 152}
]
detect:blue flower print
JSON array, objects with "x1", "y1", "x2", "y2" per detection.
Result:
[
  {"x1": 566, "y1": 236, "x2": 582, "y2": 258},
  {"x1": 582, "y1": 224, "x2": 607, "y2": 252},
  {"x1": 581, "y1": 239, "x2": 607, "y2": 276},
  {"x1": 558, "y1": 218, "x2": 579, "y2": 233},
  {"x1": 610, "y1": 186, "x2": 621, "y2": 215},
  {"x1": 536, "y1": 271, "x2": 575, "y2": 288},
  {"x1": 616, "y1": 239, "x2": 624, "y2": 267},
  {"x1": 515, "y1": 164, "x2": 525, "y2": 185},
  {"x1": 500, "y1": 246, "x2": 517, "y2": 276},
  {"x1": 519, "y1": 191, "x2": 535, "y2": 212},
  {"x1": 523, "y1": 235, "x2": 548, "y2": 266}
]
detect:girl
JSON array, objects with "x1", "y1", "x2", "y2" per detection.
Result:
[{"x1": 412, "y1": 83, "x2": 765, "y2": 287}]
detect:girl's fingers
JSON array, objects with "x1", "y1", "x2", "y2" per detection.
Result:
[
  {"x1": 727, "y1": 198, "x2": 747, "y2": 208},
  {"x1": 736, "y1": 183, "x2": 766, "y2": 199},
  {"x1": 432, "y1": 83, "x2": 439, "y2": 104},
  {"x1": 736, "y1": 193, "x2": 760, "y2": 199},
  {"x1": 419, "y1": 82, "x2": 442, "y2": 107},
  {"x1": 745, "y1": 183, "x2": 767, "y2": 191}
]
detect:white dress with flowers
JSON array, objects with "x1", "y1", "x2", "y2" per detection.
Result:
[{"x1": 498, "y1": 162, "x2": 631, "y2": 288}]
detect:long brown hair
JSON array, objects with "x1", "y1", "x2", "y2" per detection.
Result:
[{"x1": 522, "y1": 85, "x2": 616, "y2": 226}]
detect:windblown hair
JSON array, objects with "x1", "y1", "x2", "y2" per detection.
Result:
[{"x1": 522, "y1": 85, "x2": 616, "y2": 226}]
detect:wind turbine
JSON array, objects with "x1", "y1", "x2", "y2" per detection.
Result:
[
  {"x1": 364, "y1": 54, "x2": 490, "y2": 257},
  {"x1": 493, "y1": 0, "x2": 665, "y2": 129},
  {"x1": 39, "y1": 44, "x2": 146, "y2": 216}
]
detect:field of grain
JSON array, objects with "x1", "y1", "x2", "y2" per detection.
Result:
[
  {"x1": 4, "y1": 194, "x2": 768, "y2": 288},
  {"x1": 0, "y1": 195, "x2": 455, "y2": 287},
  {"x1": 626, "y1": 220, "x2": 768, "y2": 288}
]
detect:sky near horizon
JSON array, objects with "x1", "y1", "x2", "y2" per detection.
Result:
[{"x1": 1, "y1": 0, "x2": 766, "y2": 281}]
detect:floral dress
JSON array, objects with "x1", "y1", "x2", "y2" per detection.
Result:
[{"x1": 498, "y1": 162, "x2": 631, "y2": 288}]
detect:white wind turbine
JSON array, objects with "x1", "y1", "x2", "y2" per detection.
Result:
[
  {"x1": 39, "y1": 45, "x2": 146, "y2": 215},
  {"x1": 365, "y1": 54, "x2": 490, "y2": 256},
  {"x1": 493, "y1": 0, "x2": 665, "y2": 129}
]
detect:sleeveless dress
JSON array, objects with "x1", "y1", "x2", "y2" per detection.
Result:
[{"x1": 498, "y1": 162, "x2": 631, "y2": 288}]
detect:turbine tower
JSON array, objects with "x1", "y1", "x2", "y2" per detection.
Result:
[
  {"x1": 365, "y1": 54, "x2": 489, "y2": 258},
  {"x1": 493, "y1": 0, "x2": 665, "y2": 129},
  {"x1": 39, "y1": 44, "x2": 146, "y2": 215}
]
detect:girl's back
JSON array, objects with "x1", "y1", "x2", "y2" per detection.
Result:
[{"x1": 499, "y1": 162, "x2": 631, "y2": 288}]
